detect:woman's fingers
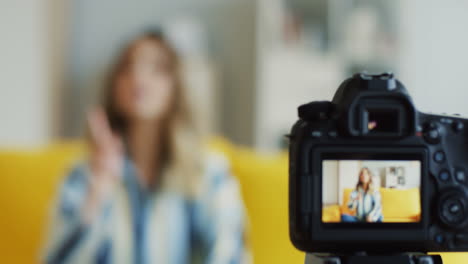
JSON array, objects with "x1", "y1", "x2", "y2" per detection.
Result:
[
  {"x1": 87, "y1": 107, "x2": 115, "y2": 149},
  {"x1": 87, "y1": 107, "x2": 123, "y2": 179},
  {"x1": 84, "y1": 108, "x2": 123, "y2": 223}
]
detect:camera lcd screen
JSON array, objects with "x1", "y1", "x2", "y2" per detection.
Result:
[{"x1": 322, "y1": 159, "x2": 421, "y2": 223}]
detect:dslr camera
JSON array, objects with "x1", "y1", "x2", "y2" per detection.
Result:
[{"x1": 288, "y1": 73, "x2": 468, "y2": 256}]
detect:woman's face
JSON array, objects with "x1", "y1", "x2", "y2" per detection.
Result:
[
  {"x1": 360, "y1": 169, "x2": 371, "y2": 184},
  {"x1": 114, "y1": 39, "x2": 175, "y2": 122}
]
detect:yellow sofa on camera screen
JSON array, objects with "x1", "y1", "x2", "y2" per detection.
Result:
[
  {"x1": 0, "y1": 138, "x2": 466, "y2": 263},
  {"x1": 323, "y1": 187, "x2": 421, "y2": 223}
]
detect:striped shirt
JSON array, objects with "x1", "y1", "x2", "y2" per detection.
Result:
[
  {"x1": 43, "y1": 152, "x2": 249, "y2": 264},
  {"x1": 347, "y1": 188, "x2": 383, "y2": 222}
]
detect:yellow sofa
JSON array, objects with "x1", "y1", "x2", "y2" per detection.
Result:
[
  {"x1": 0, "y1": 139, "x2": 466, "y2": 263},
  {"x1": 323, "y1": 187, "x2": 421, "y2": 223}
]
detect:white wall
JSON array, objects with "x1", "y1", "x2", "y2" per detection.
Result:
[
  {"x1": 0, "y1": 1, "x2": 64, "y2": 147},
  {"x1": 398, "y1": 0, "x2": 468, "y2": 117},
  {"x1": 322, "y1": 160, "x2": 361, "y2": 205},
  {"x1": 322, "y1": 160, "x2": 339, "y2": 205},
  {"x1": 362, "y1": 160, "x2": 420, "y2": 189},
  {"x1": 255, "y1": 0, "x2": 344, "y2": 151},
  {"x1": 337, "y1": 161, "x2": 361, "y2": 205}
]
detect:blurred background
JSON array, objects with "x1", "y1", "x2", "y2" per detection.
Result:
[
  {"x1": 2, "y1": 1, "x2": 468, "y2": 263},
  {"x1": 2, "y1": 0, "x2": 468, "y2": 150}
]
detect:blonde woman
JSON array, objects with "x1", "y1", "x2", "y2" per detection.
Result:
[
  {"x1": 341, "y1": 167, "x2": 383, "y2": 223},
  {"x1": 43, "y1": 31, "x2": 249, "y2": 263}
]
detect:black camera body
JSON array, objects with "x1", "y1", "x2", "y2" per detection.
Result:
[{"x1": 288, "y1": 73, "x2": 468, "y2": 253}]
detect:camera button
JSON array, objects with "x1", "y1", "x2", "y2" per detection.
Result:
[
  {"x1": 450, "y1": 203, "x2": 461, "y2": 214},
  {"x1": 434, "y1": 151, "x2": 446, "y2": 163},
  {"x1": 423, "y1": 122, "x2": 441, "y2": 144},
  {"x1": 434, "y1": 234, "x2": 445, "y2": 245},
  {"x1": 455, "y1": 169, "x2": 466, "y2": 183},
  {"x1": 439, "y1": 170, "x2": 450, "y2": 182},
  {"x1": 453, "y1": 121, "x2": 464, "y2": 133},
  {"x1": 311, "y1": 130, "x2": 322, "y2": 138},
  {"x1": 428, "y1": 130, "x2": 439, "y2": 139},
  {"x1": 424, "y1": 129, "x2": 440, "y2": 143}
]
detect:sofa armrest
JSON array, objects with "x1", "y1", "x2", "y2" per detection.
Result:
[{"x1": 322, "y1": 205, "x2": 341, "y2": 223}]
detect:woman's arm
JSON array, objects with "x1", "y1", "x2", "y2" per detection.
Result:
[
  {"x1": 347, "y1": 190, "x2": 359, "y2": 210},
  {"x1": 190, "y1": 153, "x2": 251, "y2": 264},
  {"x1": 42, "y1": 164, "x2": 114, "y2": 264},
  {"x1": 367, "y1": 191, "x2": 383, "y2": 222},
  {"x1": 43, "y1": 110, "x2": 124, "y2": 263}
]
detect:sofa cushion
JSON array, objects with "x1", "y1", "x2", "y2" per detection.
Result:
[
  {"x1": 322, "y1": 205, "x2": 341, "y2": 222},
  {"x1": 380, "y1": 187, "x2": 420, "y2": 221},
  {"x1": 0, "y1": 141, "x2": 85, "y2": 263},
  {"x1": 341, "y1": 187, "x2": 421, "y2": 221},
  {"x1": 0, "y1": 139, "x2": 466, "y2": 263}
]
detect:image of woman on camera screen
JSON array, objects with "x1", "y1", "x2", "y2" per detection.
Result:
[
  {"x1": 341, "y1": 167, "x2": 383, "y2": 223},
  {"x1": 42, "y1": 31, "x2": 249, "y2": 263}
]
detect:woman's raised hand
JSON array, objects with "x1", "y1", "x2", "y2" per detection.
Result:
[
  {"x1": 82, "y1": 108, "x2": 124, "y2": 223},
  {"x1": 350, "y1": 191, "x2": 361, "y2": 201}
]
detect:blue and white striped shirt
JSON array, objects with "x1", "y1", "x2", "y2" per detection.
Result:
[
  {"x1": 43, "y1": 152, "x2": 249, "y2": 264},
  {"x1": 347, "y1": 188, "x2": 383, "y2": 222}
]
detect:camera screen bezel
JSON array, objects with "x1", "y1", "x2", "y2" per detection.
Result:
[{"x1": 309, "y1": 146, "x2": 429, "y2": 243}]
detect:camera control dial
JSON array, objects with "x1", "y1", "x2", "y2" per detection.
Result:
[{"x1": 438, "y1": 189, "x2": 468, "y2": 229}]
